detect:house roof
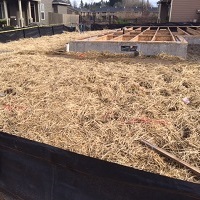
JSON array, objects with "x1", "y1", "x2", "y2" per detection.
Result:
[
  {"x1": 157, "y1": 0, "x2": 171, "y2": 4},
  {"x1": 75, "y1": 7, "x2": 92, "y2": 13},
  {"x1": 52, "y1": 0, "x2": 71, "y2": 6}
]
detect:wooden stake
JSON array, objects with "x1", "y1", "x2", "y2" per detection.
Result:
[{"x1": 140, "y1": 139, "x2": 200, "y2": 177}]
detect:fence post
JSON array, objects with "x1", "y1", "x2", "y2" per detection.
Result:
[
  {"x1": 22, "y1": 28, "x2": 26, "y2": 38},
  {"x1": 52, "y1": 26, "x2": 54, "y2": 35},
  {"x1": 38, "y1": 27, "x2": 41, "y2": 37}
]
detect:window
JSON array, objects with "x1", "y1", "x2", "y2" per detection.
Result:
[
  {"x1": 40, "y1": 3, "x2": 45, "y2": 20},
  {"x1": 0, "y1": 3, "x2": 5, "y2": 19},
  {"x1": 41, "y1": 12, "x2": 45, "y2": 20}
]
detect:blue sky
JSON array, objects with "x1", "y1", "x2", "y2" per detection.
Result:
[{"x1": 76, "y1": 0, "x2": 158, "y2": 6}]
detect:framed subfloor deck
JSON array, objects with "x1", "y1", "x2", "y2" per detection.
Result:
[{"x1": 68, "y1": 26, "x2": 200, "y2": 59}]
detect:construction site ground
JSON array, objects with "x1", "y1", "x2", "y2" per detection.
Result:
[{"x1": 0, "y1": 31, "x2": 199, "y2": 185}]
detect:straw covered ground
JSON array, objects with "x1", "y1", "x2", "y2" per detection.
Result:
[{"x1": 0, "y1": 31, "x2": 199, "y2": 183}]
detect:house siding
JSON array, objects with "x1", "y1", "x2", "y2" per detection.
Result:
[
  {"x1": 40, "y1": 0, "x2": 52, "y2": 25},
  {"x1": 40, "y1": 1, "x2": 79, "y2": 25},
  {"x1": 57, "y1": 5, "x2": 67, "y2": 14},
  {"x1": 170, "y1": 0, "x2": 200, "y2": 22}
]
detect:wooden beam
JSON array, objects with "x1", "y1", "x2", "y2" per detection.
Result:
[
  {"x1": 129, "y1": 27, "x2": 150, "y2": 42},
  {"x1": 168, "y1": 27, "x2": 176, "y2": 42},
  {"x1": 151, "y1": 27, "x2": 159, "y2": 41},
  {"x1": 139, "y1": 139, "x2": 200, "y2": 177},
  {"x1": 178, "y1": 27, "x2": 190, "y2": 35}
]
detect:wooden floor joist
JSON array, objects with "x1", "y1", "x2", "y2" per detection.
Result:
[{"x1": 80, "y1": 26, "x2": 200, "y2": 42}]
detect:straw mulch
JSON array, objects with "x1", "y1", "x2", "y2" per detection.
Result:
[{"x1": 0, "y1": 31, "x2": 199, "y2": 183}]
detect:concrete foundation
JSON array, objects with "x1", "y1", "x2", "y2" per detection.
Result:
[
  {"x1": 68, "y1": 26, "x2": 200, "y2": 59},
  {"x1": 68, "y1": 41, "x2": 188, "y2": 58}
]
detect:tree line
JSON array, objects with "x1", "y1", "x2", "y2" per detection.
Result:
[{"x1": 72, "y1": 0, "x2": 153, "y2": 9}]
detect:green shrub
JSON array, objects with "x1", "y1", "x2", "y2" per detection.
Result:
[
  {"x1": 0, "y1": 19, "x2": 7, "y2": 26},
  {"x1": 0, "y1": 26, "x2": 15, "y2": 32},
  {"x1": 117, "y1": 18, "x2": 127, "y2": 24}
]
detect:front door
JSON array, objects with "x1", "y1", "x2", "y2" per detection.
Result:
[{"x1": 31, "y1": 2, "x2": 36, "y2": 22}]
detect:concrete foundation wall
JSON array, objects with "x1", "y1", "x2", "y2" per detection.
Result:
[
  {"x1": 183, "y1": 36, "x2": 200, "y2": 44},
  {"x1": 68, "y1": 41, "x2": 188, "y2": 59}
]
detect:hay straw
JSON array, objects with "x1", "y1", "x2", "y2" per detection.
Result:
[{"x1": 0, "y1": 31, "x2": 199, "y2": 183}]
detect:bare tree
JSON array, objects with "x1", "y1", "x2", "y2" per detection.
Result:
[
  {"x1": 122, "y1": 0, "x2": 141, "y2": 7},
  {"x1": 122, "y1": 0, "x2": 152, "y2": 7},
  {"x1": 72, "y1": 0, "x2": 77, "y2": 8}
]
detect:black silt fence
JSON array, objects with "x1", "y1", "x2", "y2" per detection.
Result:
[
  {"x1": 91, "y1": 22, "x2": 200, "y2": 31},
  {"x1": 39, "y1": 26, "x2": 54, "y2": 36},
  {"x1": 23, "y1": 27, "x2": 41, "y2": 38},
  {"x1": 63, "y1": 25, "x2": 75, "y2": 32},
  {"x1": 52, "y1": 25, "x2": 64, "y2": 34},
  {"x1": 0, "y1": 25, "x2": 72, "y2": 43},
  {"x1": 1, "y1": 23, "x2": 200, "y2": 43},
  {"x1": 0, "y1": 29, "x2": 24, "y2": 43},
  {"x1": 0, "y1": 131, "x2": 200, "y2": 200}
]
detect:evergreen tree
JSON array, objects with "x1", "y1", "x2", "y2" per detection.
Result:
[
  {"x1": 84, "y1": 2, "x2": 89, "y2": 8},
  {"x1": 109, "y1": 0, "x2": 122, "y2": 7},
  {"x1": 80, "y1": 0, "x2": 84, "y2": 8}
]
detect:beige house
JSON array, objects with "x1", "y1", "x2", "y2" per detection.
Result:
[
  {"x1": 0, "y1": 0, "x2": 79, "y2": 27},
  {"x1": 0, "y1": 0, "x2": 40, "y2": 27},
  {"x1": 158, "y1": 0, "x2": 200, "y2": 23},
  {"x1": 46, "y1": 0, "x2": 79, "y2": 26}
]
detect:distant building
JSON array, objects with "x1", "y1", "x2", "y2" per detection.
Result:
[
  {"x1": 158, "y1": 0, "x2": 200, "y2": 23},
  {"x1": 75, "y1": 7, "x2": 92, "y2": 24},
  {"x1": 92, "y1": 6, "x2": 158, "y2": 23},
  {"x1": 75, "y1": 7, "x2": 92, "y2": 18},
  {"x1": 0, "y1": 0, "x2": 79, "y2": 28}
]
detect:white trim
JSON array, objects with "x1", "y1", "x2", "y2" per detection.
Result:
[
  {"x1": 18, "y1": 0, "x2": 24, "y2": 27},
  {"x1": 40, "y1": 3, "x2": 45, "y2": 12},
  {"x1": 40, "y1": 3, "x2": 45, "y2": 20},
  {"x1": 3, "y1": 0, "x2": 9, "y2": 25},
  {"x1": 38, "y1": 1, "x2": 41, "y2": 22},
  {"x1": 41, "y1": 12, "x2": 45, "y2": 20},
  {"x1": 28, "y1": 1, "x2": 33, "y2": 23},
  {"x1": 169, "y1": 0, "x2": 173, "y2": 22}
]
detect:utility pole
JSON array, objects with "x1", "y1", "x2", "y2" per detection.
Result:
[
  {"x1": 142, "y1": 0, "x2": 144, "y2": 17},
  {"x1": 147, "y1": 0, "x2": 150, "y2": 7}
]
